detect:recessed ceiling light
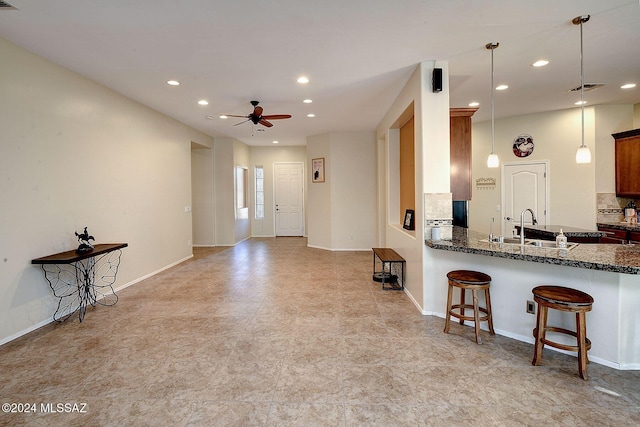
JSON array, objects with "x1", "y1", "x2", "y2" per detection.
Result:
[
  {"x1": 575, "y1": 100, "x2": 587, "y2": 105},
  {"x1": 532, "y1": 60, "x2": 549, "y2": 67},
  {"x1": 306, "y1": 113, "x2": 315, "y2": 118},
  {"x1": 219, "y1": 115, "x2": 228, "y2": 119},
  {"x1": 469, "y1": 102, "x2": 480, "y2": 107},
  {"x1": 205, "y1": 115, "x2": 214, "y2": 120},
  {"x1": 167, "y1": 80, "x2": 180, "y2": 86},
  {"x1": 198, "y1": 100, "x2": 209, "y2": 106},
  {"x1": 303, "y1": 99, "x2": 313, "y2": 103},
  {"x1": 621, "y1": 83, "x2": 637, "y2": 89},
  {"x1": 272, "y1": 140, "x2": 279, "y2": 144},
  {"x1": 496, "y1": 85, "x2": 509, "y2": 91},
  {"x1": 297, "y1": 76, "x2": 309, "y2": 84}
]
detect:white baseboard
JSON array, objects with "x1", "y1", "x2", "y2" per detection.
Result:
[
  {"x1": 307, "y1": 243, "x2": 371, "y2": 252},
  {"x1": 426, "y1": 312, "x2": 624, "y2": 370},
  {"x1": 113, "y1": 254, "x2": 193, "y2": 293},
  {"x1": 2, "y1": 254, "x2": 194, "y2": 346}
]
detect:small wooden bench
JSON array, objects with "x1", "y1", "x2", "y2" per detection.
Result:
[{"x1": 372, "y1": 248, "x2": 406, "y2": 290}]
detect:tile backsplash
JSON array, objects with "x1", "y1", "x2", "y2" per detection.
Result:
[
  {"x1": 597, "y1": 193, "x2": 639, "y2": 223},
  {"x1": 424, "y1": 193, "x2": 452, "y2": 240}
]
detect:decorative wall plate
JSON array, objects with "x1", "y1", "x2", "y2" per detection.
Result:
[{"x1": 512, "y1": 134, "x2": 534, "y2": 158}]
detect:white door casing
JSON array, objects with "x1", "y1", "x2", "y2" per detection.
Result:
[
  {"x1": 502, "y1": 161, "x2": 549, "y2": 237},
  {"x1": 274, "y1": 162, "x2": 304, "y2": 236}
]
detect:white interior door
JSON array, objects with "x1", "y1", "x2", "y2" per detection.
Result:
[
  {"x1": 503, "y1": 161, "x2": 548, "y2": 237},
  {"x1": 274, "y1": 162, "x2": 304, "y2": 236}
]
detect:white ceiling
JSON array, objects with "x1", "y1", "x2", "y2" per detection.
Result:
[{"x1": 1, "y1": 0, "x2": 639, "y2": 146}]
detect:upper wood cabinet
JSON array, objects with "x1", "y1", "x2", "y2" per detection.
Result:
[
  {"x1": 613, "y1": 128, "x2": 640, "y2": 198},
  {"x1": 450, "y1": 107, "x2": 478, "y2": 201}
]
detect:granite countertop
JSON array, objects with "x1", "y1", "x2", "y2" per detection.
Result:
[
  {"x1": 514, "y1": 224, "x2": 606, "y2": 238},
  {"x1": 426, "y1": 227, "x2": 640, "y2": 275},
  {"x1": 597, "y1": 222, "x2": 640, "y2": 232}
]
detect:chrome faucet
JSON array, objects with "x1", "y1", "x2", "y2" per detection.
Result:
[
  {"x1": 520, "y1": 208, "x2": 538, "y2": 245},
  {"x1": 489, "y1": 217, "x2": 495, "y2": 242}
]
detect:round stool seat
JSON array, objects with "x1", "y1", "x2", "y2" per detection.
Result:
[
  {"x1": 531, "y1": 285, "x2": 593, "y2": 380},
  {"x1": 533, "y1": 285, "x2": 594, "y2": 307},
  {"x1": 447, "y1": 270, "x2": 491, "y2": 285},
  {"x1": 444, "y1": 270, "x2": 494, "y2": 344}
]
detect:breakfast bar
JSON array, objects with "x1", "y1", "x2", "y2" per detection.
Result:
[{"x1": 424, "y1": 227, "x2": 640, "y2": 370}]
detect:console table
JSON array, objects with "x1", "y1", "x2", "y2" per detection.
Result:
[
  {"x1": 372, "y1": 248, "x2": 406, "y2": 290},
  {"x1": 32, "y1": 243, "x2": 128, "y2": 322}
]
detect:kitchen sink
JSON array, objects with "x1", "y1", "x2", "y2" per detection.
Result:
[
  {"x1": 480, "y1": 238, "x2": 579, "y2": 251},
  {"x1": 527, "y1": 239, "x2": 579, "y2": 250}
]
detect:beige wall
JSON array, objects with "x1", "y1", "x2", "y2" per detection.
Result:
[
  {"x1": 0, "y1": 39, "x2": 213, "y2": 343},
  {"x1": 307, "y1": 133, "x2": 332, "y2": 249},
  {"x1": 469, "y1": 105, "x2": 635, "y2": 233},
  {"x1": 307, "y1": 131, "x2": 377, "y2": 250},
  {"x1": 376, "y1": 62, "x2": 451, "y2": 311},
  {"x1": 328, "y1": 132, "x2": 377, "y2": 250},
  {"x1": 192, "y1": 146, "x2": 215, "y2": 246}
]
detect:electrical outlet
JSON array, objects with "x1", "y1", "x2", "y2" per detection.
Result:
[{"x1": 526, "y1": 300, "x2": 536, "y2": 314}]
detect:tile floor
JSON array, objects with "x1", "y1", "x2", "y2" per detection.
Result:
[{"x1": 1, "y1": 237, "x2": 639, "y2": 426}]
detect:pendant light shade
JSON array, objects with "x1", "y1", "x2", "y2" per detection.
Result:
[
  {"x1": 576, "y1": 145, "x2": 592, "y2": 163},
  {"x1": 487, "y1": 153, "x2": 500, "y2": 168},
  {"x1": 486, "y1": 42, "x2": 500, "y2": 168},
  {"x1": 573, "y1": 15, "x2": 591, "y2": 164}
]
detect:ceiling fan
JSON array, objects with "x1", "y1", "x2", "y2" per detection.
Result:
[{"x1": 225, "y1": 100, "x2": 292, "y2": 128}]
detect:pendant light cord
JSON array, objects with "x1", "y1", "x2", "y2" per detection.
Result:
[
  {"x1": 580, "y1": 18, "x2": 585, "y2": 149},
  {"x1": 491, "y1": 46, "x2": 495, "y2": 154},
  {"x1": 485, "y1": 42, "x2": 499, "y2": 155}
]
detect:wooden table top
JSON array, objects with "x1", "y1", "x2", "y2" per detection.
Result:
[
  {"x1": 32, "y1": 243, "x2": 128, "y2": 264},
  {"x1": 372, "y1": 248, "x2": 405, "y2": 262}
]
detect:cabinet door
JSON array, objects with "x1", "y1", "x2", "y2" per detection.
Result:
[
  {"x1": 450, "y1": 108, "x2": 477, "y2": 201},
  {"x1": 613, "y1": 130, "x2": 640, "y2": 197},
  {"x1": 629, "y1": 231, "x2": 640, "y2": 243},
  {"x1": 598, "y1": 227, "x2": 627, "y2": 244}
]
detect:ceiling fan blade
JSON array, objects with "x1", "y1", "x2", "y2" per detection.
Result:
[
  {"x1": 253, "y1": 106, "x2": 263, "y2": 117},
  {"x1": 259, "y1": 119, "x2": 273, "y2": 127},
  {"x1": 262, "y1": 114, "x2": 292, "y2": 120},
  {"x1": 224, "y1": 114, "x2": 249, "y2": 118},
  {"x1": 233, "y1": 119, "x2": 250, "y2": 126}
]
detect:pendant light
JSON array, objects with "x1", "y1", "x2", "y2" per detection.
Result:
[
  {"x1": 573, "y1": 15, "x2": 592, "y2": 164},
  {"x1": 486, "y1": 42, "x2": 500, "y2": 168}
]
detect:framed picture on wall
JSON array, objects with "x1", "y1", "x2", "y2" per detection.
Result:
[
  {"x1": 312, "y1": 158, "x2": 325, "y2": 183},
  {"x1": 403, "y1": 209, "x2": 415, "y2": 230}
]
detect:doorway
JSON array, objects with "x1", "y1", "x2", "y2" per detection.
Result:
[
  {"x1": 274, "y1": 162, "x2": 304, "y2": 236},
  {"x1": 502, "y1": 161, "x2": 549, "y2": 236}
]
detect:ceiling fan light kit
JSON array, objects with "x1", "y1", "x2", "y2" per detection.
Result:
[{"x1": 223, "y1": 100, "x2": 292, "y2": 129}]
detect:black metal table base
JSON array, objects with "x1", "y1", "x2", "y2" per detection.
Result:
[
  {"x1": 372, "y1": 250, "x2": 405, "y2": 291},
  {"x1": 39, "y1": 249, "x2": 123, "y2": 322}
]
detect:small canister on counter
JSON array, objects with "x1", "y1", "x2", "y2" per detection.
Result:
[{"x1": 431, "y1": 227, "x2": 441, "y2": 240}]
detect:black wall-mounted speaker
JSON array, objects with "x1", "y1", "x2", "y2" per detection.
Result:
[{"x1": 432, "y1": 68, "x2": 443, "y2": 93}]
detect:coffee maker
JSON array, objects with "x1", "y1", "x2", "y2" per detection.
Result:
[{"x1": 625, "y1": 201, "x2": 637, "y2": 224}]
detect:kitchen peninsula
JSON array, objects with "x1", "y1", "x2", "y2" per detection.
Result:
[{"x1": 424, "y1": 227, "x2": 640, "y2": 370}]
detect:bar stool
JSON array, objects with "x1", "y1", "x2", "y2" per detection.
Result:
[
  {"x1": 444, "y1": 270, "x2": 495, "y2": 344},
  {"x1": 531, "y1": 285, "x2": 593, "y2": 380}
]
